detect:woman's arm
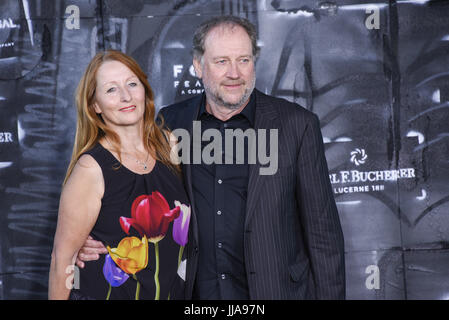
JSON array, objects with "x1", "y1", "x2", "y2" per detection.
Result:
[{"x1": 48, "y1": 154, "x2": 104, "y2": 300}]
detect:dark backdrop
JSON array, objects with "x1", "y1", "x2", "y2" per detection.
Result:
[{"x1": 0, "y1": 0, "x2": 448, "y2": 299}]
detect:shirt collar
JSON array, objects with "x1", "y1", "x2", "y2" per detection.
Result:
[{"x1": 198, "y1": 91, "x2": 256, "y2": 126}]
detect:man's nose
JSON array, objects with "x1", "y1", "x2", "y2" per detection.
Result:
[{"x1": 225, "y1": 62, "x2": 240, "y2": 79}]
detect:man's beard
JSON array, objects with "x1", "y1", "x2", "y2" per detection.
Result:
[{"x1": 204, "y1": 75, "x2": 256, "y2": 110}]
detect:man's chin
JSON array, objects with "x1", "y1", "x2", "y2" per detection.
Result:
[
  {"x1": 223, "y1": 93, "x2": 253, "y2": 107},
  {"x1": 207, "y1": 87, "x2": 252, "y2": 110},
  {"x1": 222, "y1": 103, "x2": 243, "y2": 110},
  {"x1": 221, "y1": 98, "x2": 247, "y2": 110}
]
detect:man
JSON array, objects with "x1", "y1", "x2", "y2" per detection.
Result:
[{"x1": 77, "y1": 15, "x2": 345, "y2": 299}]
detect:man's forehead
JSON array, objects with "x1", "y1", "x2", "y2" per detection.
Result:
[
  {"x1": 203, "y1": 24, "x2": 252, "y2": 52},
  {"x1": 206, "y1": 23, "x2": 247, "y2": 39}
]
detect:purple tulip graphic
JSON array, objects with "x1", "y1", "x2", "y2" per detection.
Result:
[
  {"x1": 172, "y1": 201, "x2": 191, "y2": 270},
  {"x1": 173, "y1": 201, "x2": 191, "y2": 247},
  {"x1": 103, "y1": 254, "x2": 130, "y2": 299}
]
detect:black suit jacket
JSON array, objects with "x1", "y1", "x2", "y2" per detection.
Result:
[{"x1": 159, "y1": 89, "x2": 345, "y2": 299}]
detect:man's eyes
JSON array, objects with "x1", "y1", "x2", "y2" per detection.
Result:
[{"x1": 215, "y1": 58, "x2": 251, "y2": 64}]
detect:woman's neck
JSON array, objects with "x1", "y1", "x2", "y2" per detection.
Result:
[
  {"x1": 104, "y1": 126, "x2": 147, "y2": 154},
  {"x1": 106, "y1": 122, "x2": 147, "y2": 153}
]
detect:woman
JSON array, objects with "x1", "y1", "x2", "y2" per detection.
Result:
[{"x1": 48, "y1": 50, "x2": 190, "y2": 300}]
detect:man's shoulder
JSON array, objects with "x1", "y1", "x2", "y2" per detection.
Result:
[
  {"x1": 158, "y1": 94, "x2": 202, "y2": 130},
  {"x1": 255, "y1": 89, "x2": 316, "y2": 120},
  {"x1": 159, "y1": 95, "x2": 202, "y2": 117}
]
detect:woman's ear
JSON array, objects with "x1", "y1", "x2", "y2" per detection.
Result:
[{"x1": 93, "y1": 101, "x2": 102, "y2": 114}]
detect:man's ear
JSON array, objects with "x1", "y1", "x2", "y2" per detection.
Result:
[{"x1": 192, "y1": 57, "x2": 203, "y2": 79}]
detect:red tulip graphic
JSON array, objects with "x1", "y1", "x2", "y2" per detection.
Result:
[{"x1": 120, "y1": 191, "x2": 180, "y2": 244}]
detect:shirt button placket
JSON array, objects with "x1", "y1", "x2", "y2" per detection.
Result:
[{"x1": 216, "y1": 172, "x2": 225, "y2": 288}]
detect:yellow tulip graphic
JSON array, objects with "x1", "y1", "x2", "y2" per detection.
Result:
[{"x1": 107, "y1": 235, "x2": 148, "y2": 275}]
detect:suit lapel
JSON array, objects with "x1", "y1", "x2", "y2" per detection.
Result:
[
  {"x1": 182, "y1": 95, "x2": 203, "y2": 247},
  {"x1": 181, "y1": 95, "x2": 203, "y2": 190},
  {"x1": 245, "y1": 90, "x2": 281, "y2": 230}
]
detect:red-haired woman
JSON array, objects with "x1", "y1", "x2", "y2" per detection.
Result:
[{"x1": 49, "y1": 51, "x2": 190, "y2": 300}]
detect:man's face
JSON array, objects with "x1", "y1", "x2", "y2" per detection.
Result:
[{"x1": 193, "y1": 25, "x2": 256, "y2": 110}]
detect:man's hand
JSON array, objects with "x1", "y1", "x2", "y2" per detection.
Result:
[{"x1": 75, "y1": 236, "x2": 108, "y2": 268}]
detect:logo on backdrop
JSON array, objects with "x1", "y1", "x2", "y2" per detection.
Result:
[
  {"x1": 0, "y1": 41, "x2": 14, "y2": 48},
  {"x1": 173, "y1": 64, "x2": 204, "y2": 96},
  {"x1": 0, "y1": 18, "x2": 18, "y2": 49},
  {"x1": 329, "y1": 146, "x2": 415, "y2": 195},
  {"x1": 0, "y1": 130, "x2": 16, "y2": 167},
  {"x1": 350, "y1": 148, "x2": 368, "y2": 166},
  {"x1": 0, "y1": 18, "x2": 19, "y2": 29},
  {"x1": 0, "y1": 131, "x2": 13, "y2": 143}
]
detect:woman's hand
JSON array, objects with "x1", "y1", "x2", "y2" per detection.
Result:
[{"x1": 75, "y1": 236, "x2": 108, "y2": 269}]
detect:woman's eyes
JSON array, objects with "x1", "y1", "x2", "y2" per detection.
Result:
[{"x1": 106, "y1": 82, "x2": 138, "y2": 93}]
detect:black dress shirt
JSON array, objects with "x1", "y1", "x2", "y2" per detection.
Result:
[{"x1": 191, "y1": 93, "x2": 256, "y2": 300}]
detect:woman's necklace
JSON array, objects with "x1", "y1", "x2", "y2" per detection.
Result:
[
  {"x1": 105, "y1": 136, "x2": 150, "y2": 170},
  {"x1": 126, "y1": 151, "x2": 150, "y2": 170}
]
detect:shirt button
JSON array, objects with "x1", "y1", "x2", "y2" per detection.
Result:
[
  {"x1": 218, "y1": 179, "x2": 222, "y2": 184},
  {"x1": 217, "y1": 210, "x2": 222, "y2": 215}
]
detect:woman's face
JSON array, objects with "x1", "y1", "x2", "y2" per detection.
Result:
[{"x1": 93, "y1": 60, "x2": 146, "y2": 130}]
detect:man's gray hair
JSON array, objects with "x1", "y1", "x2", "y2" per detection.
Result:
[{"x1": 192, "y1": 15, "x2": 260, "y2": 61}]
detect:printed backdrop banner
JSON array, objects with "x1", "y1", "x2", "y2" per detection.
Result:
[{"x1": 0, "y1": 0, "x2": 448, "y2": 299}]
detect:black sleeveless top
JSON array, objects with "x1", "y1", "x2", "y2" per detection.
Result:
[{"x1": 71, "y1": 143, "x2": 190, "y2": 300}]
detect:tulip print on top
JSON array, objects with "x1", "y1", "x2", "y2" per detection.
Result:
[{"x1": 69, "y1": 143, "x2": 190, "y2": 300}]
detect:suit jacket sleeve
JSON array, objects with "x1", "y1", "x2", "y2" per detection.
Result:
[
  {"x1": 156, "y1": 107, "x2": 170, "y2": 129},
  {"x1": 296, "y1": 112, "x2": 346, "y2": 299}
]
